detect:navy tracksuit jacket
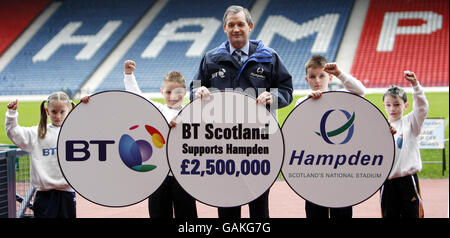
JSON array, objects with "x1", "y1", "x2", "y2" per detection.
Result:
[{"x1": 190, "y1": 40, "x2": 293, "y2": 109}]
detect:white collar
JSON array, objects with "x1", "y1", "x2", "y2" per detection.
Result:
[{"x1": 229, "y1": 42, "x2": 249, "y2": 56}]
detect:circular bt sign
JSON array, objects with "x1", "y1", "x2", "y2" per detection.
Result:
[
  {"x1": 282, "y1": 92, "x2": 395, "y2": 208},
  {"x1": 57, "y1": 91, "x2": 169, "y2": 207},
  {"x1": 167, "y1": 91, "x2": 284, "y2": 207}
]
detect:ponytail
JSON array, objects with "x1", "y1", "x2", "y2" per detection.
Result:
[
  {"x1": 38, "y1": 100, "x2": 48, "y2": 139},
  {"x1": 38, "y1": 91, "x2": 73, "y2": 139}
]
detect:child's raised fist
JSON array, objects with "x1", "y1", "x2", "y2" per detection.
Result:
[
  {"x1": 124, "y1": 60, "x2": 136, "y2": 75},
  {"x1": 7, "y1": 99, "x2": 18, "y2": 110},
  {"x1": 404, "y1": 70, "x2": 418, "y2": 86},
  {"x1": 324, "y1": 63, "x2": 341, "y2": 77}
]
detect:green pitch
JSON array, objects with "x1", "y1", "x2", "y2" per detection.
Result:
[{"x1": 1, "y1": 92, "x2": 448, "y2": 178}]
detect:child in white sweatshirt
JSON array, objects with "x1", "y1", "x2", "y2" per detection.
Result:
[
  {"x1": 295, "y1": 55, "x2": 366, "y2": 218},
  {"x1": 381, "y1": 70, "x2": 429, "y2": 218},
  {"x1": 123, "y1": 60, "x2": 197, "y2": 218},
  {"x1": 295, "y1": 55, "x2": 366, "y2": 106},
  {"x1": 5, "y1": 91, "x2": 83, "y2": 218}
]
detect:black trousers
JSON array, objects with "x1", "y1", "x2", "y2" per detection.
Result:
[
  {"x1": 32, "y1": 190, "x2": 76, "y2": 218},
  {"x1": 148, "y1": 175, "x2": 197, "y2": 218},
  {"x1": 305, "y1": 200, "x2": 352, "y2": 218},
  {"x1": 218, "y1": 189, "x2": 270, "y2": 218},
  {"x1": 381, "y1": 174, "x2": 424, "y2": 218}
]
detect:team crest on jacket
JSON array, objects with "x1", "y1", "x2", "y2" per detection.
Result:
[
  {"x1": 250, "y1": 67, "x2": 266, "y2": 80},
  {"x1": 211, "y1": 68, "x2": 226, "y2": 79},
  {"x1": 256, "y1": 67, "x2": 264, "y2": 74}
]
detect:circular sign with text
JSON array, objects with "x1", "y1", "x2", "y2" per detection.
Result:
[
  {"x1": 282, "y1": 92, "x2": 395, "y2": 208},
  {"x1": 57, "y1": 91, "x2": 169, "y2": 207},
  {"x1": 168, "y1": 91, "x2": 284, "y2": 207}
]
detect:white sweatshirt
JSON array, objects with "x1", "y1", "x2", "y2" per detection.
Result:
[
  {"x1": 124, "y1": 73, "x2": 182, "y2": 177},
  {"x1": 295, "y1": 72, "x2": 366, "y2": 106},
  {"x1": 388, "y1": 84, "x2": 429, "y2": 179},
  {"x1": 5, "y1": 110, "x2": 73, "y2": 192},
  {"x1": 123, "y1": 73, "x2": 180, "y2": 123}
]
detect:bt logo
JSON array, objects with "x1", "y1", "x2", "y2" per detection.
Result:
[
  {"x1": 315, "y1": 109, "x2": 355, "y2": 145},
  {"x1": 119, "y1": 124, "x2": 165, "y2": 172},
  {"x1": 65, "y1": 124, "x2": 165, "y2": 173}
]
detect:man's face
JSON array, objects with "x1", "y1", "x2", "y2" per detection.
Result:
[{"x1": 223, "y1": 11, "x2": 253, "y2": 49}]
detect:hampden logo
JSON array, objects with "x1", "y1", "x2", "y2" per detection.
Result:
[
  {"x1": 315, "y1": 109, "x2": 355, "y2": 145},
  {"x1": 119, "y1": 124, "x2": 166, "y2": 172},
  {"x1": 282, "y1": 92, "x2": 395, "y2": 208}
]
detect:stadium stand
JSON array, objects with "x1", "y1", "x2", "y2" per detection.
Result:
[
  {"x1": 97, "y1": 0, "x2": 254, "y2": 93},
  {"x1": 97, "y1": 0, "x2": 354, "y2": 93},
  {"x1": 0, "y1": 0, "x2": 448, "y2": 97},
  {"x1": 351, "y1": 0, "x2": 449, "y2": 88},
  {"x1": 0, "y1": 0, "x2": 156, "y2": 96},
  {"x1": 253, "y1": 0, "x2": 354, "y2": 90}
]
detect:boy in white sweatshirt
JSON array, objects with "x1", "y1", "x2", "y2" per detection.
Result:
[
  {"x1": 295, "y1": 55, "x2": 366, "y2": 218},
  {"x1": 295, "y1": 55, "x2": 366, "y2": 106},
  {"x1": 381, "y1": 70, "x2": 428, "y2": 218},
  {"x1": 123, "y1": 60, "x2": 197, "y2": 218}
]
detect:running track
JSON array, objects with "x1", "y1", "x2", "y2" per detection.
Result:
[{"x1": 76, "y1": 179, "x2": 448, "y2": 218}]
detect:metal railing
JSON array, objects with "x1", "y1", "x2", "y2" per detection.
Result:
[{"x1": 0, "y1": 146, "x2": 35, "y2": 218}]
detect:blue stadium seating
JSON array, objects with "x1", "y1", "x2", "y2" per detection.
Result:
[
  {"x1": 1, "y1": 0, "x2": 354, "y2": 96},
  {"x1": 0, "y1": 0, "x2": 155, "y2": 96},
  {"x1": 97, "y1": 0, "x2": 254, "y2": 93},
  {"x1": 98, "y1": 0, "x2": 353, "y2": 92},
  {"x1": 98, "y1": 0, "x2": 353, "y2": 93},
  {"x1": 252, "y1": 0, "x2": 354, "y2": 90}
]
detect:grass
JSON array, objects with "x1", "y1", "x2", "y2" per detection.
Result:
[{"x1": 1, "y1": 92, "x2": 448, "y2": 179}]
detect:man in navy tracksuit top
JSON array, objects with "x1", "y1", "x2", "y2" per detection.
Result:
[{"x1": 190, "y1": 5, "x2": 293, "y2": 218}]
